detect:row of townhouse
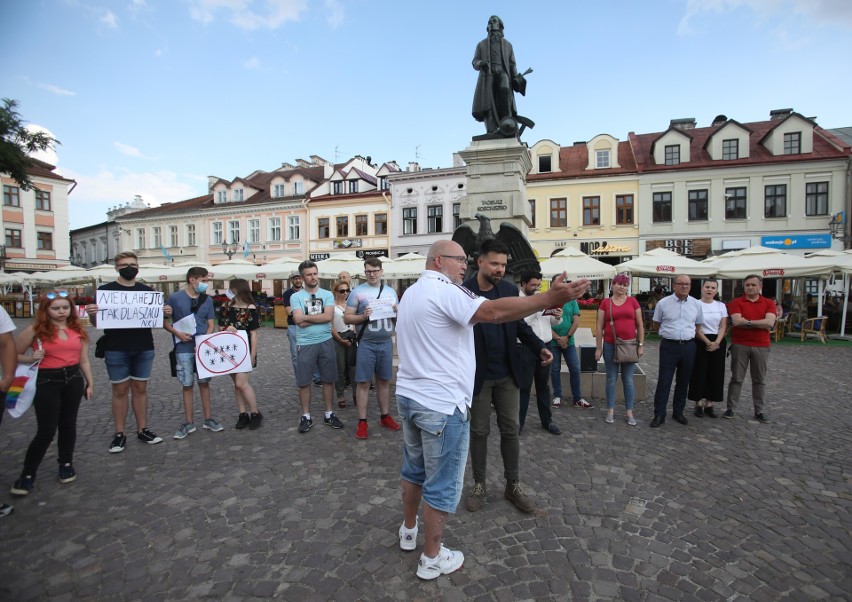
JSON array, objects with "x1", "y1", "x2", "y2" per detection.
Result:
[
  {"x1": 69, "y1": 108, "x2": 851, "y2": 295},
  {"x1": 1, "y1": 159, "x2": 74, "y2": 272}
]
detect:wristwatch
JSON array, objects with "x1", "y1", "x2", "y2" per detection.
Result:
[
  {"x1": 638, "y1": 343, "x2": 644, "y2": 346},
  {"x1": 747, "y1": 320, "x2": 752, "y2": 327}
]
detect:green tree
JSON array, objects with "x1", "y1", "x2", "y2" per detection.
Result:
[{"x1": 0, "y1": 98, "x2": 59, "y2": 190}]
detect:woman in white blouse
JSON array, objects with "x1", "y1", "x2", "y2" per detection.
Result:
[{"x1": 688, "y1": 278, "x2": 728, "y2": 418}]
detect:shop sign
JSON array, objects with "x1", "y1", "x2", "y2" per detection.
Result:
[
  {"x1": 646, "y1": 238, "x2": 711, "y2": 256},
  {"x1": 333, "y1": 238, "x2": 363, "y2": 249},
  {"x1": 358, "y1": 249, "x2": 389, "y2": 259},
  {"x1": 310, "y1": 253, "x2": 330, "y2": 261},
  {"x1": 580, "y1": 241, "x2": 632, "y2": 255},
  {"x1": 761, "y1": 234, "x2": 831, "y2": 250}
]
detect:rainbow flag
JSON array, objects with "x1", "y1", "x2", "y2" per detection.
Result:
[{"x1": 5, "y1": 372, "x2": 32, "y2": 409}]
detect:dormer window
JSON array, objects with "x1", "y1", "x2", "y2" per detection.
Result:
[
  {"x1": 216, "y1": 191, "x2": 227, "y2": 203},
  {"x1": 722, "y1": 139, "x2": 738, "y2": 160},
  {"x1": 273, "y1": 183, "x2": 286, "y2": 198},
  {"x1": 595, "y1": 150, "x2": 610, "y2": 169},
  {"x1": 784, "y1": 132, "x2": 801, "y2": 155},
  {"x1": 294, "y1": 181, "x2": 304, "y2": 195},
  {"x1": 233, "y1": 188, "x2": 244, "y2": 201},
  {"x1": 379, "y1": 176, "x2": 389, "y2": 190},
  {"x1": 348, "y1": 180, "x2": 358, "y2": 194},
  {"x1": 538, "y1": 155, "x2": 552, "y2": 172},
  {"x1": 333, "y1": 181, "x2": 343, "y2": 195},
  {"x1": 665, "y1": 145, "x2": 680, "y2": 165}
]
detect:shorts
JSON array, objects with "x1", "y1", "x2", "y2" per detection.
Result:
[
  {"x1": 295, "y1": 338, "x2": 337, "y2": 387},
  {"x1": 175, "y1": 352, "x2": 211, "y2": 387},
  {"x1": 354, "y1": 338, "x2": 393, "y2": 382},
  {"x1": 398, "y1": 395, "x2": 470, "y2": 514},
  {"x1": 104, "y1": 349, "x2": 156, "y2": 384}
]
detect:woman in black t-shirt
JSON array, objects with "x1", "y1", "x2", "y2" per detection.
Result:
[{"x1": 218, "y1": 279, "x2": 262, "y2": 430}]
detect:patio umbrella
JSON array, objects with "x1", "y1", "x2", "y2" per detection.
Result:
[
  {"x1": 711, "y1": 245, "x2": 836, "y2": 279},
  {"x1": 315, "y1": 252, "x2": 367, "y2": 279},
  {"x1": 40, "y1": 265, "x2": 94, "y2": 285},
  {"x1": 208, "y1": 259, "x2": 265, "y2": 280},
  {"x1": 247, "y1": 257, "x2": 302, "y2": 281},
  {"x1": 539, "y1": 247, "x2": 616, "y2": 280},
  {"x1": 146, "y1": 261, "x2": 214, "y2": 283},
  {"x1": 380, "y1": 253, "x2": 426, "y2": 279},
  {"x1": 615, "y1": 248, "x2": 717, "y2": 277}
]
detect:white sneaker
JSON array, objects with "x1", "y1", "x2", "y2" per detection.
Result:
[
  {"x1": 552, "y1": 397, "x2": 562, "y2": 407},
  {"x1": 399, "y1": 518, "x2": 418, "y2": 551},
  {"x1": 416, "y1": 545, "x2": 464, "y2": 580}
]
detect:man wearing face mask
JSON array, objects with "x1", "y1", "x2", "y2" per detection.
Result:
[
  {"x1": 86, "y1": 252, "x2": 173, "y2": 453},
  {"x1": 164, "y1": 267, "x2": 220, "y2": 439}
]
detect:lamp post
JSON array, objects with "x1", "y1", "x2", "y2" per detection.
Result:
[{"x1": 222, "y1": 241, "x2": 239, "y2": 259}]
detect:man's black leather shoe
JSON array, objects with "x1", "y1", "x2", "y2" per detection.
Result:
[
  {"x1": 650, "y1": 416, "x2": 664, "y2": 428},
  {"x1": 673, "y1": 414, "x2": 689, "y2": 425}
]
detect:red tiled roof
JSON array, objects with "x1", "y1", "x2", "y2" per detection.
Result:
[
  {"x1": 527, "y1": 140, "x2": 638, "y2": 182},
  {"x1": 26, "y1": 158, "x2": 75, "y2": 183}
]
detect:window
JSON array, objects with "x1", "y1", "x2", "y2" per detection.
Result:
[
  {"x1": 427, "y1": 205, "x2": 443, "y2": 233},
  {"x1": 549, "y1": 198, "x2": 567, "y2": 228},
  {"x1": 722, "y1": 139, "x2": 738, "y2": 160},
  {"x1": 595, "y1": 150, "x2": 610, "y2": 169},
  {"x1": 375, "y1": 213, "x2": 387, "y2": 235},
  {"x1": 186, "y1": 224, "x2": 196, "y2": 246},
  {"x1": 615, "y1": 194, "x2": 634, "y2": 225},
  {"x1": 453, "y1": 204, "x2": 461, "y2": 230},
  {"x1": 348, "y1": 180, "x2": 358, "y2": 194},
  {"x1": 355, "y1": 214, "x2": 368, "y2": 236},
  {"x1": 664, "y1": 145, "x2": 680, "y2": 165},
  {"x1": 652, "y1": 192, "x2": 672, "y2": 222},
  {"x1": 725, "y1": 187, "x2": 747, "y2": 219},
  {"x1": 294, "y1": 181, "x2": 304, "y2": 195},
  {"x1": 136, "y1": 228, "x2": 146, "y2": 249},
  {"x1": 286, "y1": 216, "x2": 300, "y2": 240},
  {"x1": 379, "y1": 176, "x2": 389, "y2": 191},
  {"x1": 403, "y1": 208, "x2": 417, "y2": 235},
  {"x1": 268, "y1": 217, "x2": 281, "y2": 241},
  {"x1": 688, "y1": 189, "x2": 708, "y2": 221},
  {"x1": 3, "y1": 185, "x2": 20, "y2": 207},
  {"x1": 805, "y1": 182, "x2": 829, "y2": 216},
  {"x1": 318, "y1": 217, "x2": 330, "y2": 239},
  {"x1": 765, "y1": 185, "x2": 787, "y2": 218},
  {"x1": 152, "y1": 227, "x2": 162, "y2": 248},
  {"x1": 336, "y1": 216, "x2": 349, "y2": 238},
  {"x1": 333, "y1": 181, "x2": 343, "y2": 195},
  {"x1": 35, "y1": 189, "x2": 52, "y2": 211},
  {"x1": 248, "y1": 219, "x2": 260, "y2": 243},
  {"x1": 529, "y1": 199, "x2": 536, "y2": 228},
  {"x1": 233, "y1": 189, "x2": 244, "y2": 202},
  {"x1": 273, "y1": 183, "x2": 286, "y2": 198},
  {"x1": 227, "y1": 220, "x2": 240, "y2": 243},
  {"x1": 212, "y1": 222, "x2": 223, "y2": 245},
  {"x1": 216, "y1": 191, "x2": 227, "y2": 203},
  {"x1": 784, "y1": 132, "x2": 801, "y2": 155},
  {"x1": 169, "y1": 225, "x2": 178, "y2": 247},
  {"x1": 5, "y1": 228, "x2": 22, "y2": 247},
  {"x1": 538, "y1": 155, "x2": 551, "y2": 172},
  {"x1": 37, "y1": 231, "x2": 53, "y2": 250},
  {"x1": 582, "y1": 196, "x2": 600, "y2": 225}
]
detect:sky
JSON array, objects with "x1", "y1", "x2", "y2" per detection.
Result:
[{"x1": 2, "y1": 0, "x2": 851, "y2": 229}]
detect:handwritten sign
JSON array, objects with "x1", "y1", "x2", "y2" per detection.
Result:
[
  {"x1": 95, "y1": 290, "x2": 164, "y2": 329},
  {"x1": 195, "y1": 331, "x2": 252, "y2": 379},
  {"x1": 368, "y1": 298, "x2": 396, "y2": 321}
]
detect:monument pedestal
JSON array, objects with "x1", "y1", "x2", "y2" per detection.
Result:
[{"x1": 458, "y1": 138, "x2": 532, "y2": 237}]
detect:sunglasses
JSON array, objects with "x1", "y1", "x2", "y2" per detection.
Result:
[
  {"x1": 338, "y1": 288, "x2": 350, "y2": 293},
  {"x1": 45, "y1": 291, "x2": 69, "y2": 300}
]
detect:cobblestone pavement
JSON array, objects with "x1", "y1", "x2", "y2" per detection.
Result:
[{"x1": 1, "y1": 318, "x2": 850, "y2": 601}]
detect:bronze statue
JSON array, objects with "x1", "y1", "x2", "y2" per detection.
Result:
[
  {"x1": 453, "y1": 213, "x2": 540, "y2": 279},
  {"x1": 471, "y1": 15, "x2": 533, "y2": 138}
]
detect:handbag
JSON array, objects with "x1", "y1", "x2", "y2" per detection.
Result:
[
  {"x1": 341, "y1": 330, "x2": 358, "y2": 367},
  {"x1": 94, "y1": 334, "x2": 107, "y2": 358},
  {"x1": 6, "y1": 340, "x2": 42, "y2": 418},
  {"x1": 608, "y1": 300, "x2": 639, "y2": 364}
]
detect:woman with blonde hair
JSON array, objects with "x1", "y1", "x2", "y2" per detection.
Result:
[
  {"x1": 330, "y1": 279, "x2": 354, "y2": 408},
  {"x1": 11, "y1": 291, "x2": 94, "y2": 496},
  {"x1": 218, "y1": 279, "x2": 262, "y2": 430}
]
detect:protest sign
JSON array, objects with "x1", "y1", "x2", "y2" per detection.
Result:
[
  {"x1": 95, "y1": 290, "x2": 164, "y2": 329},
  {"x1": 195, "y1": 331, "x2": 253, "y2": 379}
]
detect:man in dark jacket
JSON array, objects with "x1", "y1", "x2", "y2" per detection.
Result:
[{"x1": 463, "y1": 240, "x2": 553, "y2": 514}]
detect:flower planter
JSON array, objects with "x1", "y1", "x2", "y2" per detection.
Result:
[
  {"x1": 273, "y1": 305, "x2": 289, "y2": 329},
  {"x1": 578, "y1": 309, "x2": 598, "y2": 335}
]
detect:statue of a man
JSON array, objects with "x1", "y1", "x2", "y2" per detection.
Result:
[{"x1": 471, "y1": 15, "x2": 528, "y2": 137}]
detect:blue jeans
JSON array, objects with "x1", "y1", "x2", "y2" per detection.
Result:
[
  {"x1": 550, "y1": 342, "x2": 582, "y2": 401},
  {"x1": 287, "y1": 325, "x2": 299, "y2": 374},
  {"x1": 602, "y1": 342, "x2": 635, "y2": 410},
  {"x1": 398, "y1": 395, "x2": 470, "y2": 514}
]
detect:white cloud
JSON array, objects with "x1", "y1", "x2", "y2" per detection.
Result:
[
  {"x1": 101, "y1": 9, "x2": 119, "y2": 28},
  {"x1": 63, "y1": 165, "x2": 202, "y2": 210},
  {"x1": 37, "y1": 82, "x2": 77, "y2": 96},
  {"x1": 129, "y1": 0, "x2": 149, "y2": 13},
  {"x1": 678, "y1": 0, "x2": 852, "y2": 35},
  {"x1": 114, "y1": 142, "x2": 149, "y2": 159},
  {"x1": 26, "y1": 125, "x2": 60, "y2": 166},
  {"x1": 188, "y1": 0, "x2": 308, "y2": 30},
  {"x1": 244, "y1": 56, "x2": 261, "y2": 70},
  {"x1": 324, "y1": 0, "x2": 344, "y2": 28}
]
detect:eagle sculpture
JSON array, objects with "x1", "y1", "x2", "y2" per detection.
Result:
[{"x1": 452, "y1": 212, "x2": 540, "y2": 280}]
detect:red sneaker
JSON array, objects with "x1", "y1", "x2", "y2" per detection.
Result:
[
  {"x1": 356, "y1": 421, "x2": 368, "y2": 439},
  {"x1": 380, "y1": 415, "x2": 401, "y2": 431}
]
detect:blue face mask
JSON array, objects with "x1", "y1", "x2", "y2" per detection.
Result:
[{"x1": 196, "y1": 282, "x2": 209, "y2": 294}]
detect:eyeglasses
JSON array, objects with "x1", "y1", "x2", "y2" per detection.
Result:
[
  {"x1": 45, "y1": 291, "x2": 69, "y2": 299},
  {"x1": 675, "y1": 282, "x2": 691, "y2": 286},
  {"x1": 439, "y1": 255, "x2": 467, "y2": 263},
  {"x1": 116, "y1": 263, "x2": 138, "y2": 269},
  {"x1": 337, "y1": 288, "x2": 350, "y2": 294},
  {"x1": 364, "y1": 269, "x2": 382, "y2": 275}
]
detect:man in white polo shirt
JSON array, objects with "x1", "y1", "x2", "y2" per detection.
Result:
[{"x1": 394, "y1": 239, "x2": 589, "y2": 581}]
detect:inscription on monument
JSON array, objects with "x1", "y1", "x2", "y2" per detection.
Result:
[{"x1": 477, "y1": 199, "x2": 508, "y2": 212}]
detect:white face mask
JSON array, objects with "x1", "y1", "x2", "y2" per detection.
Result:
[{"x1": 225, "y1": 290, "x2": 236, "y2": 300}]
